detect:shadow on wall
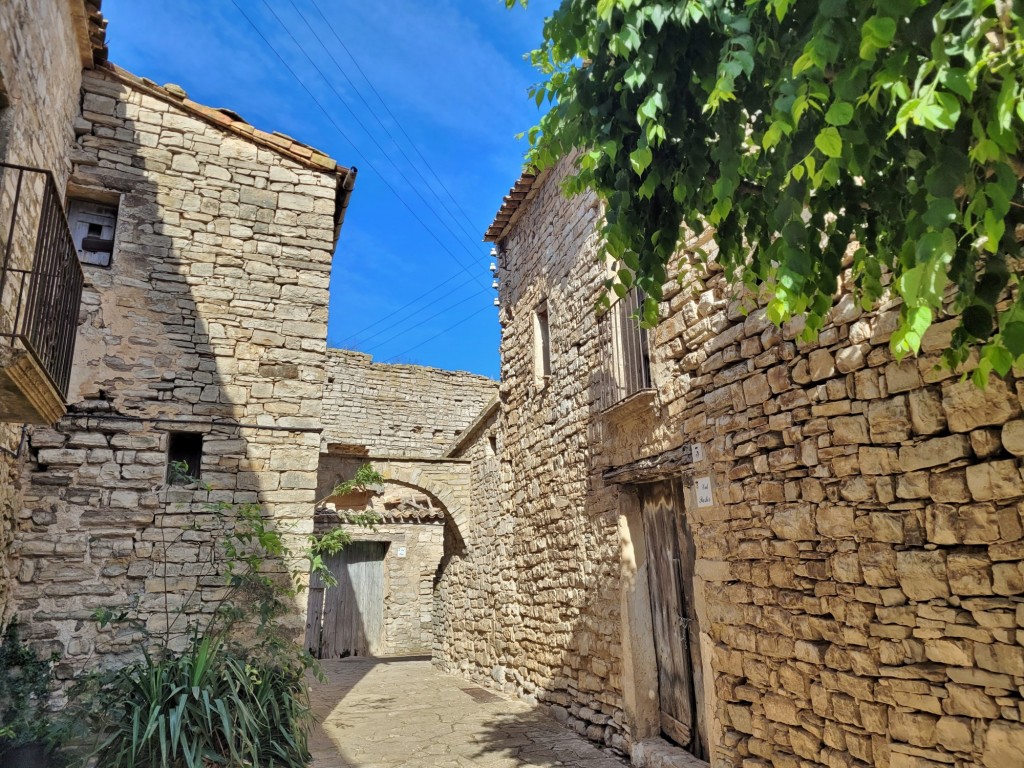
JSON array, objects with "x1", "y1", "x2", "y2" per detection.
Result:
[{"x1": 11, "y1": 67, "x2": 333, "y2": 675}]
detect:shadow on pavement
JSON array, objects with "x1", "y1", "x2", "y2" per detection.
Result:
[{"x1": 307, "y1": 656, "x2": 627, "y2": 768}]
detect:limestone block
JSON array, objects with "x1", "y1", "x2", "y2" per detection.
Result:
[
  {"x1": 899, "y1": 435, "x2": 971, "y2": 472},
  {"x1": 861, "y1": 544, "x2": 899, "y2": 588},
  {"x1": 835, "y1": 344, "x2": 868, "y2": 373},
  {"x1": 1002, "y1": 420, "x2": 1024, "y2": 456},
  {"x1": 889, "y1": 709, "x2": 938, "y2": 747},
  {"x1": 867, "y1": 397, "x2": 911, "y2": 443},
  {"x1": 907, "y1": 388, "x2": 947, "y2": 435},
  {"x1": 895, "y1": 550, "x2": 948, "y2": 601},
  {"x1": 992, "y1": 562, "x2": 1024, "y2": 595},
  {"x1": 832, "y1": 416, "x2": 870, "y2": 445},
  {"x1": 982, "y1": 721, "x2": 1024, "y2": 767},
  {"x1": 770, "y1": 503, "x2": 816, "y2": 541},
  {"x1": 817, "y1": 506, "x2": 855, "y2": 539},
  {"x1": 929, "y1": 470, "x2": 971, "y2": 503},
  {"x1": 943, "y1": 377, "x2": 1021, "y2": 433},
  {"x1": 965, "y1": 460, "x2": 1024, "y2": 501},
  {"x1": 974, "y1": 642, "x2": 1024, "y2": 676},
  {"x1": 934, "y1": 716, "x2": 973, "y2": 753},
  {"x1": 859, "y1": 446, "x2": 899, "y2": 475},
  {"x1": 946, "y1": 551, "x2": 992, "y2": 595}
]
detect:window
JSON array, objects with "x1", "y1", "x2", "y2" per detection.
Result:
[
  {"x1": 533, "y1": 301, "x2": 551, "y2": 382},
  {"x1": 67, "y1": 197, "x2": 118, "y2": 267},
  {"x1": 166, "y1": 432, "x2": 203, "y2": 484},
  {"x1": 599, "y1": 287, "x2": 652, "y2": 409}
]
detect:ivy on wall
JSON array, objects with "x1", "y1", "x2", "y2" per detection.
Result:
[{"x1": 511, "y1": 0, "x2": 1023, "y2": 383}]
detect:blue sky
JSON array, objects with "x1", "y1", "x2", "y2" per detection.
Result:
[{"x1": 103, "y1": 0, "x2": 560, "y2": 379}]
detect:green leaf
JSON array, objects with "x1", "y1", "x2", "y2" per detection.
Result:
[
  {"x1": 629, "y1": 144, "x2": 653, "y2": 175},
  {"x1": 825, "y1": 101, "x2": 854, "y2": 126},
  {"x1": 963, "y1": 304, "x2": 994, "y2": 339},
  {"x1": 1003, "y1": 322, "x2": 1024, "y2": 357},
  {"x1": 814, "y1": 127, "x2": 842, "y2": 158}
]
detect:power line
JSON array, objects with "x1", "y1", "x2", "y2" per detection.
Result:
[
  {"x1": 340, "y1": 268, "x2": 486, "y2": 345},
  {"x1": 308, "y1": 0, "x2": 483, "y2": 239},
  {"x1": 381, "y1": 303, "x2": 494, "y2": 364},
  {"x1": 351, "y1": 283, "x2": 493, "y2": 350},
  {"x1": 257, "y1": 0, "x2": 489, "y2": 276},
  {"x1": 228, "y1": 0, "x2": 489, "y2": 290},
  {"x1": 290, "y1": 0, "x2": 483, "y2": 246}
]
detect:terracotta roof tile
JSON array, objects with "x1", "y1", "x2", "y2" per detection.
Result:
[
  {"x1": 101, "y1": 62, "x2": 351, "y2": 178},
  {"x1": 483, "y1": 170, "x2": 547, "y2": 243}
]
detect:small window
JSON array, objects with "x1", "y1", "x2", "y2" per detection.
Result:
[
  {"x1": 167, "y1": 432, "x2": 203, "y2": 484},
  {"x1": 599, "y1": 287, "x2": 653, "y2": 409},
  {"x1": 67, "y1": 198, "x2": 118, "y2": 267},
  {"x1": 487, "y1": 434, "x2": 498, "y2": 456},
  {"x1": 534, "y1": 301, "x2": 551, "y2": 382}
]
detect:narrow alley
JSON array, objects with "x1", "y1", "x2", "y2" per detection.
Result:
[{"x1": 308, "y1": 658, "x2": 629, "y2": 768}]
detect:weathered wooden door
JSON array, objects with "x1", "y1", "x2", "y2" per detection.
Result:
[
  {"x1": 310, "y1": 541, "x2": 386, "y2": 659},
  {"x1": 640, "y1": 480, "x2": 707, "y2": 759}
]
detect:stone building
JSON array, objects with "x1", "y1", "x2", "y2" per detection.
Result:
[
  {"x1": 452, "y1": 159, "x2": 1024, "y2": 768},
  {"x1": 0, "y1": 0, "x2": 367, "y2": 669},
  {"x1": 0, "y1": 0, "x2": 107, "y2": 623},
  {"x1": 313, "y1": 349, "x2": 497, "y2": 659}
]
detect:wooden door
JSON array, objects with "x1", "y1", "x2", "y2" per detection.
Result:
[
  {"x1": 316, "y1": 541, "x2": 386, "y2": 659},
  {"x1": 640, "y1": 480, "x2": 707, "y2": 759}
]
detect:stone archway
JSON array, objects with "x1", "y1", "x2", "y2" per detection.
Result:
[{"x1": 372, "y1": 459, "x2": 473, "y2": 554}]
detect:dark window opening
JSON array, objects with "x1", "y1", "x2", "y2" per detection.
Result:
[
  {"x1": 534, "y1": 301, "x2": 551, "y2": 381},
  {"x1": 167, "y1": 432, "x2": 203, "y2": 484},
  {"x1": 67, "y1": 197, "x2": 118, "y2": 267},
  {"x1": 487, "y1": 434, "x2": 498, "y2": 456}
]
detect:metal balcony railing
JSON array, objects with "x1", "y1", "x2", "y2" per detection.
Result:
[
  {"x1": 0, "y1": 163, "x2": 84, "y2": 398},
  {"x1": 597, "y1": 287, "x2": 653, "y2": 411}
]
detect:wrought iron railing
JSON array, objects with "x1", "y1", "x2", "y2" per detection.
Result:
[
  {"x1": 597, "y1": 287, "x2": 653, "y2": 410},
  {"x1": 0, "y1": 163, "x2": 84, "y2": 398}
]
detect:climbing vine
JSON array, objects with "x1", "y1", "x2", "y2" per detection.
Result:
[{"x1": 510, "y1": 0, "x2": 1023, "y2": 383}]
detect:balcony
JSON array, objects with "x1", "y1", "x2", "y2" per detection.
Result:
[
  {"x1": 596, "y1": 287, "x2": 653, "y2": 412},
  {"x1": 0, "y1": 163, "x2": 84, "y2": 424}
]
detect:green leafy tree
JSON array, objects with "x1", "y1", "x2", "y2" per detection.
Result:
[{"x1": 510, "y1": 0, "x2": 1023, "y2": 383}]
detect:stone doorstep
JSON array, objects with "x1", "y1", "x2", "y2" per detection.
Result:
[{"x1": 631, "y1": 738, "x2": 709, "y2": 768}]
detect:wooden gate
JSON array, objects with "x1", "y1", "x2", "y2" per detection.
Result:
[
  {"x1": 639, "y1": 480, "x2": 707, "y2": 759},
  {"x1": 305, "y1": 541, "x2": 386, "y2": 659}
]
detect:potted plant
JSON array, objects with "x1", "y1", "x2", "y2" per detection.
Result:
[{"x1": 0, "y1": 618, "x2": 58, "y2": 768}]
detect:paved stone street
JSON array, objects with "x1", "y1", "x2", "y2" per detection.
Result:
[{"x1": 309, "y1": 657, "x2": 628, "y2": 768}]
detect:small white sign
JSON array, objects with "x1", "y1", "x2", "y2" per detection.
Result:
[
  {"x1": 396, "y1": 547, "x2": 407, "y2": 558},
  {"x1": 691, "y1": 443, "x2": 705, "y2": 464},
  {"x1": 695, "y1": 477, "x2": 713, "y2": 508}
]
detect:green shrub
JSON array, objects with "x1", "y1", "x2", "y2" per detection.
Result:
[{"x1": 76, "y1": 630, "x2": 312, "y2": 768}]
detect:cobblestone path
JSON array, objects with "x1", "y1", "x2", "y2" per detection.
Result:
[{"x1": 309, "y1": 657, "x2": 628, "y2": 768}]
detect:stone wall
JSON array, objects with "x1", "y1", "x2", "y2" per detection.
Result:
[
  {"x1": 442, "y1": 163, "x2": 632, "y2": 750},
  {"x1": 462, "y1": 156, "x2": 1024, "y2": 768},
  {"x1": 317, "y1": 490, "x2": 445, "y2": 657},
  {"x1": 10, "y1": 65, "x2": 347, "y2": 669},
  {"x1": 0, "y1": 0, "x2": 88, "y2": 622},
  {"x1": 644, "y1": 260, "x2": 1024, "y2": 768},
  {"x1": 322, "y1": 349, "x2": 496, "y2": 457}
]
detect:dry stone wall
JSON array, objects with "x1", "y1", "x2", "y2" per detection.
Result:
[
  {"x1": 460, "y1": 156, "x2": 1024, "y2": 768},
  {"x1": 442, "y1": 164, "x2": 632, "y2": 751},
  {"x1": 10, "y1": 65, "x2": 344, "y2": 669},
  {"x1": 0, "y1": 0, "x2": 87, "y2": 622},
  {"x1": 322, "y1": 349, "x2": 496, "y2": 457},
  {"x1": 646, "y1": 262, "x2": 1024, "y2": 768}
]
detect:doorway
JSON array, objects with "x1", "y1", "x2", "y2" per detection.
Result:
[
  {"x1": 306, "y1": 541, "x2": 387, "y2": 659},
  {"x1": 638, "y1": 479, "x2": 707, "y2": 759}
]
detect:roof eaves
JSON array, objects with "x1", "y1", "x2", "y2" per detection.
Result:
[
  {"x1": 483, "y1": 170, "x2": 549, "y2": 243},
  {"x1": 100, "y1": 63, "x2": 349, "y2": 178}
]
